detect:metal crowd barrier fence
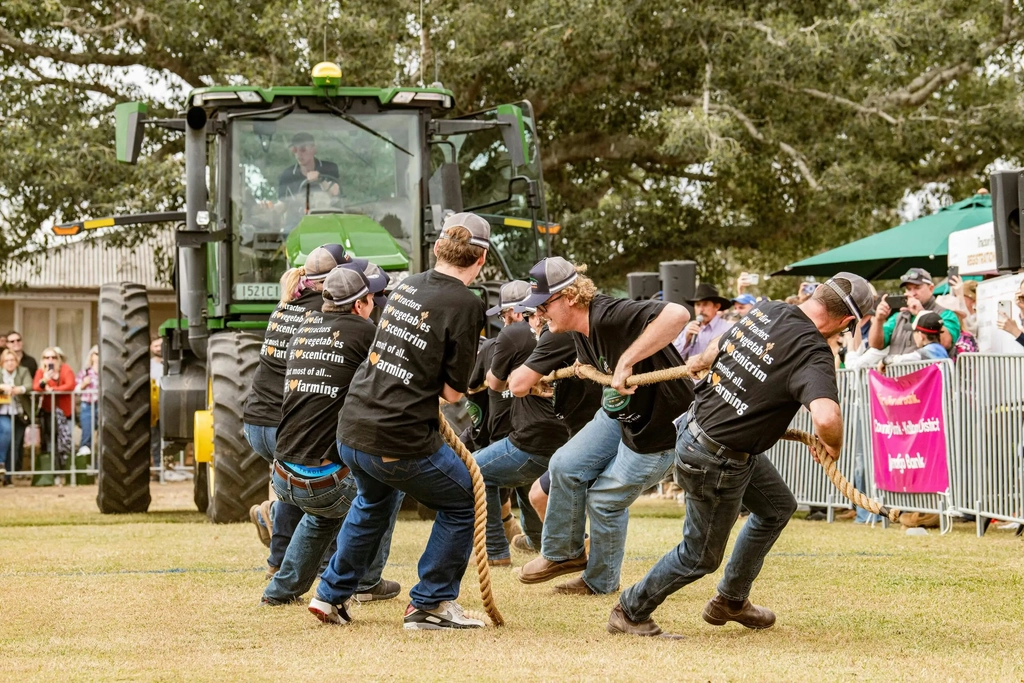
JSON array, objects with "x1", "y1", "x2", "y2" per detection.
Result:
[
  {"x1": 956, "y1": 354, "x2": 1024, "y2": 534},
  {"x1": 0, "y1": 390, "x2": 192, "y2": 487},
  {"x1": 763, "y1": 368, "x2": 861, "y2": 520}
]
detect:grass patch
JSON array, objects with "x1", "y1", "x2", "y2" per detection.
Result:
[{"x1": 1, "y1": 483, "x2": 1023, "y2": 681}]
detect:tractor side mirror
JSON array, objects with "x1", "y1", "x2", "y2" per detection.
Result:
[
  {"x1": 115, "y1": 101, "x2": 148, "y2": 164},
  {"x1": 496, "y1": 104, "x2": 527, "y2": 169}
]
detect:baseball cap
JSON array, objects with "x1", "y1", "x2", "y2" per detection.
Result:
[
  {"x1": 899, "y1": 267, "x2": 933, "y2": 287},
  {"x1": 517, "y1": 257, "x2": 579, "y2": 310},
  {"x1": 485, "y1": 280, "x2": 532, "y2": 316},
  {"x1": 824, "y1": 271, "x2": 875, "y2": 331},
  {"x1": 305, "y1": 244, "x2": 350, "y2": 280},
  {"x1": 342, "y1": 258, "x2": 391, "y2": 308},
  {"x1": 733, "y1": 293, "x2": 757, "y2": 306},
  {"x1": 290, "y1": 132, "x2": 315, "y2": 147},
  {"x1": 914, "y1": 311, "x2": 944, "y2": 335},
  {"x1": 440, "y1": 212, "x2": 491, "y2": 249},
  {"x1": 322, "y1": 267, "x2": 370, "y2": 307}
]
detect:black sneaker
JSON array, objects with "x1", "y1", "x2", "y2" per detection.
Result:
[
  {"x1": 308, "y1": 597, "x2": 353, "y2": 625},
  {"x1": 402, "y1": 601, "x2": 485, "y2": 630},
  {"x1": 352, "y1": 579, "x2": 401, "y2": 603}
]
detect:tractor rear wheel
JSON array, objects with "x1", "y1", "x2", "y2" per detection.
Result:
[
  {"x1": 205, "y1": 332, "x2": 268, "y2": 523},
  {"x1": 96, "y1": 283, "x2": 152, "y2": 514}
]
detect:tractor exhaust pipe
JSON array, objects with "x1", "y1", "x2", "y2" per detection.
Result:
[{"x1": 183, "y1": 106, "x2": 209, "y2": 360}]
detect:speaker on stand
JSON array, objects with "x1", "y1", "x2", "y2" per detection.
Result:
[
  {"x1": 990, "y1": 170, "x2": 1021, "y2": 272},
  {"x1": 627, "y1": 272, "x2": 661, "y2": 300}
]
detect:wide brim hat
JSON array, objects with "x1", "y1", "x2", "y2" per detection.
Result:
[{"x1": 686, "y1": 283, "x2": 732, "y2": 308}]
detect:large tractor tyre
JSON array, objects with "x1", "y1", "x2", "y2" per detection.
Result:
[
  {"x1": 193, "y1": 462, "x2": 210, "y2": 513},
  {"x1": 205, "y1": 332, "x2": 268, "y2": 523},
  {"x1": 96, "y1": 283, "x2": 152, "y2": 514}
]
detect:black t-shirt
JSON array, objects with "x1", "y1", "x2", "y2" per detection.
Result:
[
  {"x1": 693, "y1": 301, "x2": 839, "y2": 454},
  {"x1": 467, "y1": 337, "x2": 514, "y2": 445},
  {"x1": 276, "y1": 311, "x2": 376, "y2": 466},
  {"x1": 337, "y1": 269, "x2": 485, "y2": 459},
  {"x1": 20, "y1": 353, "x2": 38, "y2": 379},
  {"x1": 491, "y1": 321, "x2": 568, "y2": 457},
  {"x1": 524, "y1": 327, "x2": 603, "y2": 436},
  {"x1": 277, "y1": 158, "x2": 341, "y2": 199},
  {"x1": 571, "y1": 295, "x2": 694, "y2": 454},
  {"x1": 243, "y1": 289, "x2": 324, "y2": 427}
]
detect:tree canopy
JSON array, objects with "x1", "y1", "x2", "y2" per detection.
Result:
[{"x1": 1, "y1": 0, "x2": 1022, "y2": 293}]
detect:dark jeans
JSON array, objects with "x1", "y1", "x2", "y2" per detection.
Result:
[
  {"x1": 620, "y1": 415, "x2": 797, "y2": 622},
  {"x1": 264, "y1": 467, "x2": 401, "y2": 603},
  {"x1": 318, "y1": 442, "x2": 475, "y2": 611},
  {"x1": 474, "y1": 437, "x2": 547, "y2": 561},
  {"x1": 243, "y1": 422, "x2": 299, "y2": 569}
]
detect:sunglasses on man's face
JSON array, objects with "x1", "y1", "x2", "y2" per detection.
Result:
[
  {"x1": 7, "y1": 338, "x2": 21, "y2": 343},
  {"x1": 42, "y1": 355, "x2": 57, "y2": 360},
  {"x1": 536, "y1": 294, "x2": 563, "y2": 314}
]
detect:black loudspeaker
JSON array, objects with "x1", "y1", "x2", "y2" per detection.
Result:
[
  {"x1": 659, "y1": 260, "x2": 697, "y2": 305},
  {"x1": 991, "y1": 170, "x2": 1021, "y2": 272},
  {"x1": 627, "y1": 272, "x2": 661, "y2": 300}
]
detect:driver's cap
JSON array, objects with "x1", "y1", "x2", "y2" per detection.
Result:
[{"x1": 305, "y1": 244, "x2": 350, "y2": 280}]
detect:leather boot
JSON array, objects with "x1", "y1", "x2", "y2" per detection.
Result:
[
  {"x1": 606, "y1": 603, "x2": 684, "y2": 639},
  {"x1": 702, "y1": 594, "x2": 776, "y2": 629},
  {"x1": 515, "y1": 553, "x2": 588, "y2": 584}
]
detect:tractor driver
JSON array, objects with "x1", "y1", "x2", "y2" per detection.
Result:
[{"x1": 277, "y1": 132, "x2": 341, "y2": 202}]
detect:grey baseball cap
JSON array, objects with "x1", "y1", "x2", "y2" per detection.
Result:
[
  {"x1": 322, "y1": 266, "x2": 370, "y2": 307},
  {"x1": 516, "y1": 257, "x2": 579, "y2": 311},
  {"x1": 825, "y1": 271, "x2": 875, "y2": 330},
  {"x1": 440, "y1": 212, "x2": 491, "y2": 249},
  {"x1": 305, "y1": 244, "x2": 350, "y2": 280},
  {"x1": 485, "y1": 280, "x2": 532, "y2": 316},
  {"x1": 899, "y1": 267, "x2": 933, "y2": 287}
]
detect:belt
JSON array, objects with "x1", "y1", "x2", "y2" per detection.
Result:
[
  {"x1": 686, "y1": 419, "x2": 749, "y2": 462},
  {"x1": 273, "y1": 460, "x2": 350, "y2": 490}
]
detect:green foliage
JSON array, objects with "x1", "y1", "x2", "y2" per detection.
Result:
[{"x1": 1, "y1": 0, "x2": 1022, "y2": 292}]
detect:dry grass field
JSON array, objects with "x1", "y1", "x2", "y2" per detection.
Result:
[{"x1": 1, "y1": 482, "x2": 1023, "y2": 682}]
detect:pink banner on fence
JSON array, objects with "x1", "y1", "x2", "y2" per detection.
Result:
[{"x1": 868, "y1": 364, "x2": 950, "y2": 494}]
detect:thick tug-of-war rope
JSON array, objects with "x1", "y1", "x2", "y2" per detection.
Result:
[
  {"x1": 541, "y1": 363, "x2": 902, "y2": 523},
  {"x1": 437, "y1": 408, "x2": 505, "y2": 627}
]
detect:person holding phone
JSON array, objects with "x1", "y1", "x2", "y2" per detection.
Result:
[
  {"x1": 868, "y1": 268, "x2": 960, "y2": 358},
  {"x1": 997, "y1": 280, "x2": 1024, "y2": 348},
  {"x1": 33, "y1": 347, "x2": 76, "y2": 473}
]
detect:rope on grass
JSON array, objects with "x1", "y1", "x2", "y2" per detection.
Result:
[
  {"x1": 437, "y1": 408, "x2": 505, "y2": 627},
  {"x1": 540, "y1": 363, "x2": 902, "y2": 523}
]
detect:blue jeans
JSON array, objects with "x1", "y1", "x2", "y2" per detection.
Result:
[
  {"x1": 0, "y1": 413, "x2": 14, "y2": 481},
  {"x1": 79, "y1": 402, "x2": 96, "y2": 451},
  {"x1": 264, "y1": 466, "x2": 401, "y2": 604},
  {"x1": 243, "y1": 423, "x2": 299, "y2": 569},
  {"x1": 318, "y1": 443, "x2": 475, "y2": 610},
  {"x1": 474, "y1": 437, "x2": 548, "y2": 561},
  {"x1": 542, "y1": 409, "x2": 674, "y2": 594},
  {"x1": 619, "y1": 415, "x2": 797, "y2": 622}
]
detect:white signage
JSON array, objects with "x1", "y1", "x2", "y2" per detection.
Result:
[
  {"x1": 947, "y1": 222, "x2": 998, "y2": 275},
  {"x1": 976, "y1": 273, "x2": 1024, "y2": 354}
]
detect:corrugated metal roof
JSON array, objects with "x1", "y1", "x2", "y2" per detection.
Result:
[{"x1": 2, "y1": 228, "x2": 175, "y2": 292}]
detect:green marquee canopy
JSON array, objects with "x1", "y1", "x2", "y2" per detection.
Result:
[{"x1": 774, "y1": 194, "x2": 993, "y2": 281}]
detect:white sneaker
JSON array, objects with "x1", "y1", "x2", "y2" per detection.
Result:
[
  {"x1": 308, "y1": 597, "x2": 352, "y2": 625},
  {"x1": 403, "y1": 601, "x2": 485, "y2": 630},
  {"x1": 77, "y1": 446, "x2": 91, "y2": 456}
]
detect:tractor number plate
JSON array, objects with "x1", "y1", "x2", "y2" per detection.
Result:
[{"x1": 233, "y1": 283, "x2": 280, "y2": 300}]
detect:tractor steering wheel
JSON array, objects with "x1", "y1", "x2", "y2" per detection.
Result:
[{"x1": 297, "y1": 173, "x2": 342, "y2": 214}]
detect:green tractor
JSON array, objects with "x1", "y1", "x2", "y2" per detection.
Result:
[{"x1": 56, "y1": 62, "x2": 553, "y2": 521}]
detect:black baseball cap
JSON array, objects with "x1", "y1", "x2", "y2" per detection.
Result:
[
  {"x1": 516, "y1": 257, "x2": 578, "y2": 311},
  {"x1": 485, "y1": 280, "x2": 532, "y2": 316},
  {"x1": 305, "y1": 244, "x2": 350, "y2": 280},
  {"x1": 323, "y1": 267, "x2": 370, "y2": 307},
  {"x1": 342, "y1": 258, "x2": 391, "y2": 308},
  {"x1": 914, "y1": 311, "x2": 944, "y2": 335},
  {"x1": 900, "y1": 268, "x2": 933, "y2": 287}
]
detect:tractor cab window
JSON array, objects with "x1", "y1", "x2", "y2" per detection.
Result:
[
  {"x1": 229, "y1": 110, "x2": 422, "y2": 295},
  {"x1": 431, "y1": 102, "x2": 547, "y2": 281}
]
